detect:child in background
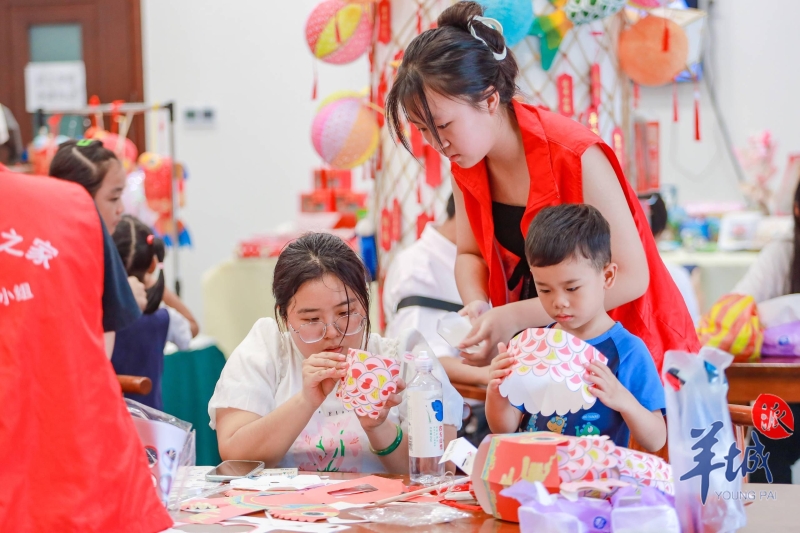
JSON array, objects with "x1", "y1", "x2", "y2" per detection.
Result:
[
  {"x1": 111, "y1": 215, "x2": 192, "y2": 409},
  {"x1": 485, "y1": 204, "x2": 666, "y2": 452}
]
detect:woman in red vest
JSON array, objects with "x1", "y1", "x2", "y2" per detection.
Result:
[{"x1": 386, "y1": 1, "x2": 698, "y2": 372}]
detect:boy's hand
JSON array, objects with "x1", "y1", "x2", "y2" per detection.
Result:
[
  {"x1": 487, "y1": 342, "x2": 514, "y2": 395},
  {"x1": 583, "y1": 362, "x2": 635, "y2": 413}
]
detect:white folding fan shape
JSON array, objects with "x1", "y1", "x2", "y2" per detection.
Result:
[{"x1": 498, "y1": 328, "x2": 608, "y2": 416}]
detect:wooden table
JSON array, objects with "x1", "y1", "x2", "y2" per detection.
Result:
[
  {"x1": 182, "y1": 473, "x2": 798, "y2": 532},
  {"x1": 452, "y1": 355, "x2": 800, "y2": 405}
]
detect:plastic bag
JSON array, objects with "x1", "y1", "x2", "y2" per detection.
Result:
[
  {"x1": 126, "y1": 398, "x2": 196, "y2": 512},
  {"x1": 502, "y1": 481, "x2": 611, "y2": 533},
  {"x1": 610, "y1": 485, "x2": 679, "y2": 533},
  {"x1": 698, "y1": 293, "x2": 762, "y2": 361},
  {"x1": 349, "y1": 503, "x2": 470, "y2": 526},
  {"x1": 762, "y1": 320, "x2": 800, "y2": 356},
  {"x1": 662, "y1": 348, "x2": 747, "y2": 533}
]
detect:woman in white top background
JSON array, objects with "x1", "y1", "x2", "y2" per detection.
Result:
[
  {"x1": 732, "y1": 182, "x2": 800, "y2": 485},
  {"x1": 209, "y1": 232, "x2": 462, "y2": 473}
]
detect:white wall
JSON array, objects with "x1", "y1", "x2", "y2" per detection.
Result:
[
  {"x1": 141, "y1": 0, "x2": 369, "y2": 325},
  {"x1": 142, "y1": 0, "x2": 800, "y2": 325},
  {"x1": 639, "y1": 0, "x2": 800, "y2": 208}
]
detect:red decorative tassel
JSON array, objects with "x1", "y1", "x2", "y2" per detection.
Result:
[
  {"x1": 672, "y1": 82, "x2": 679, "y2": 122},
  {"x1": 662, "y1": 19, "x2": 669, "y2": 51},
  {"x1": 416, "y1": 1, "x2": 423, "y2": 34},
  {"x1": 633, "y1": 83, "x2": 640, "y2": 109},
  {"x1": 694, "y1": 86, "x2": 701, "y2": 141},
  {"x1": 416, "y1": 184, "x2": 422, "y2": 204},
  {"x1": 311, "y1": 62, "x2": 318, "y2": 100},
  {"x1": 335, "y1": 12, "x2": 341, "y2": 44}
]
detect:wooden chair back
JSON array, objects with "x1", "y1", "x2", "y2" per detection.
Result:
[{"x1": 117, "y1": 375, "x2": 152, "y2": 396}]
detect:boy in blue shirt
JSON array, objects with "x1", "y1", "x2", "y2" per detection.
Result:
[{"x1": 485, "y1": 204, "x2": 667, "y2": 452}]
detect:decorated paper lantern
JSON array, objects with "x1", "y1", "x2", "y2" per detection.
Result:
[
  {"x1": 479, "y1": 0, "x2": 534, "y2": 47},
  {"x1": 89, "y1": 129, "x2": 139, "y2": 172},
  {"x1": 311, "y1": 92, "x2": 379, "y2": 169},
  {"x1": 565, "y1": 0, "x2": 627, "y2": 25},
  {"x1": 618, "y1": 15, "x2": 689, "y2": 86},
  {"x1": 306, "y1": 0, "x2": 373, "y2": 64}
]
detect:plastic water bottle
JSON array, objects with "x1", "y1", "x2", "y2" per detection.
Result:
[{"x1": 407, "y1": 351, "x2": 445, "y2": 484}]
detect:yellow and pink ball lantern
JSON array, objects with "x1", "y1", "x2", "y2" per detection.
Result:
[
  {"x1": 305, "y1": 0, "x2": 373, "y2": 64},
  {"x1": 311, "y1": 92, "x2": 379, "y2": 169}
]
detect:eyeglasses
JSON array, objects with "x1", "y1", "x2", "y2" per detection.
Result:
[{"x1": 288, "y1": 313, "x2": 367, "y2": 344}]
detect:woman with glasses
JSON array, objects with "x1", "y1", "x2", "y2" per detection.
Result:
[{"x1": 208, "y1": 232, "x2": 462, "y2": 473}]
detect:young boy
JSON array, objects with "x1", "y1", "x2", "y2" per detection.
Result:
[{"x1": 485, "y1": 204, "x2": 667, "y2": 452}]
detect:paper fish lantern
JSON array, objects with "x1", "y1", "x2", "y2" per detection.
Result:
[
  {"x1": 499, "y1": 328, "x2": 608, "y2": 416},
  {"x1": 306, "y1": 0, "x2": 373, "y2": 64},
  {"x1": 336, "y1": 349, "x2": 400, "y2": 419},
  {"x1": 479, "y1": 0, "x2": 534, "y2": 47},
  {"x1": 530, "y1": 0, "x2": 627, "y2": 70},
  {"x1": 89, "y1": 129, "x2": 139, "y2": 172},
  {"x1": 138, "y1": 152, "x2": 191, "y2": 246},
  {"x1": 618, "y1": 15, "x2": 689, "y2": 86},
  {"x1": 311, "y1": 92, "x2": 379, "y2": 169}
]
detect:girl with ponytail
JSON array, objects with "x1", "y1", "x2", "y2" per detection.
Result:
[{"x1": 110, "y1": 215, "x2": 192, "y2": 409}]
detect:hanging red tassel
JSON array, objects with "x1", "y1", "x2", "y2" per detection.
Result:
[
  {"x1": 335, "y1": 11, "x2": 341, "y2": 44},
  {"x1": 672, "y1": 82, "x2": 679, "y2": 122},
  {"x1": 311, "y1": 61, "x2": 318, "y2": 100},
  {"x1": 633, "y1": 83, "x2": 640, "y2": 109},
  {"x1": 416, "y1": 1, "x2": 423, "y2": 34},
  {"x1": 662, "y1": 18, "x2": 669, "y2": 51},
  {"x1": 694, "y1": 85, "x2": 701, "y2": 141}
]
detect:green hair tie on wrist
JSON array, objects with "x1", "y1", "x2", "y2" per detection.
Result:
[{"x1": 369, "y1": 424, "x2": 403, "y2": 456}]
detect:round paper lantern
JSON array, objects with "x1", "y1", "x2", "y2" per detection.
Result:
[
  {"x1": 311, "y1": 92, "x2": 379, "y2": 169},
  {"x1": 618, "y1": 15, "x2": 688, "y2": 86},
  {"x1": 90, "y1": 129, "x2": 139, "y2": 172},
  {"x1": 565, "y1": 0, "x2": 627, "y2": 25},
  {"x1": 306, "y1": 0, "x2": 373, "y2": 65},
  {"x1": 479, "y1": 0, "x2": 534, "y2": 47}
]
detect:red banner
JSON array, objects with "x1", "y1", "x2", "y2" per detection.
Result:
[
  {"x1": 586, "y1": 106, "x2": 599, "y2": 135},
  {"x1": 557, "y1": 73, "x2": 574, "y2": 117},
  {"x1": 417, "y1": 211, "x2": 433, "y2": 239},
  {"x1": 378, "y1": 0, "x2": 391, "y2": 44},
  {"x1": 424, "y1": 145, "x2": 442, "y2": 188},
  {"x1": 391, "y1": 198, "x2": 401, "y2": 242},
  {"x1": 590, "y1": 64, "x2": 601, "y2": 109},
  {"x1": 380, "y1": 208, "x2": 391, "y2": 251},
  {"x1": 611, "y1": 126, "x2": 626, "y2": 171}
]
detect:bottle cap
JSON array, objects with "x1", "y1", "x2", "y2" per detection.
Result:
[{"x1": 415, "y1": 351, "x2": 433, "y2": 372}]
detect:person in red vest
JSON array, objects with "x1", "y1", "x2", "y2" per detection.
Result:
[
  {"x1": 0, "y1": 165, "x2": 172, "y2": 532},
  {"x1": 385, "y1": 1, "x2": 699, "y2": 372}
]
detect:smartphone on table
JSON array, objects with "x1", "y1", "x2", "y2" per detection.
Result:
[{"x1": 205, "y1": 460, "x2": 264, "y2": 482}]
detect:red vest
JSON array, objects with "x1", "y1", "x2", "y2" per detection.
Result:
[
  {"x1": 452, "y1": 101, "x2": 699, "y2": 371},
  {"x1": 0, "y1": 168, "x2": 172, "y2": 532}
]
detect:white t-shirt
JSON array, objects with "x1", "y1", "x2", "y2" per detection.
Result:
[
  {"x1": 208, "y1": 318, "x2": 463, "y2": 473},
  {"x1": 664, "y1": 262, "x2": 700, "y2": 326},
  {"x1": 732, "y1": 239, "x2": 793, "y2": 303},
  {"x1": 383, "y1": 223, "x2": 461, "y2": 358}
]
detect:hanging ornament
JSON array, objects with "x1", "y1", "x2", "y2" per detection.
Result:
[
  {"x1": 416, "y1": 1, "x2": 423, "y2": 34},
  {"x1": 378, "y1": 0, "x2": 392, "y2": 44},
  {"x1": 611, "y1": 126, "x2": 626, "y2": 169},
  {"x1": 311, "y1": 61, "x2": 318, "y2": 100},
  {"x1": 409, "y1": 124, "x2": 424, "y2": 158},
  {"x1": 529, "y1": 0, "x2": 627, "y2": 70},
  {"x1": 633, "y1": 82, "x2": 640, "y2": 108},
  {"x1": 391, "y1": 198, "x2": 402, "y2": 242},
  {"x1": 479, "y1": 0, "x2": 534, "y2": 47},
  {"x1": 375, "y1": 71, "x2": 388, "y2": 128},
  {"x1": 380, "y1": 208, "x2": 392, "y2": 251},
  {"x1": 618, "y1": 16, "x2": 688, "y2": 86},
  {"x1": 694, "y1": 82, "x2": 701, "y2": 141},
  {"x1": 417, "y1": 211, "x2": 434, "y2": 239},
  {"x1": 424, "y1": 145, "x2": 442, "y2": 188},
  {"x1": 585, "y1": 106, "x2": 599, "y2": 135},
  {"x1": 672, "y1": 82, "x2": 679, "y2": 122},
  {"x1": 556, "y1": 73, "x2": 574, "y2": 117},
  {"x1": 311, "y1": 92, "x2": 380, "y2": 169},
  {"x1": 306, "y1": 0, "x2": 373, "y2": 65},
  {"x1": 590, "y1": 64, "x2": 602, "y2": 109}
]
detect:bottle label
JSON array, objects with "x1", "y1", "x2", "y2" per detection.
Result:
[{"x1": 407, "y1": 389, "x2": 444, "y2": 458}]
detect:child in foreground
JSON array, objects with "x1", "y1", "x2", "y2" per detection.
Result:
[{"x1": 485, "y1": 204, "x2": 666, "y2": 452}]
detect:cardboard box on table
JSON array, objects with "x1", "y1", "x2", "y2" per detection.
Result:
[{"x1": 471, "y1": 432, "x2": 568, "y2": 522}]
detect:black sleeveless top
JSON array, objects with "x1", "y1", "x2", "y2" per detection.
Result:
[{"x1": 492, "y1": 202, "x2": 537, "y2": 301}]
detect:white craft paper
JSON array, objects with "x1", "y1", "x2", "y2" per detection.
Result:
[
  {"x1": 229, "y1": 474, "x2": 325, "y2": 491},
  {"x1": 439, "y1": 437, "x2": 478, "y2": 475},
  {"x1": 498, "y1": 328, "x2": 608, "y2": 416}
]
